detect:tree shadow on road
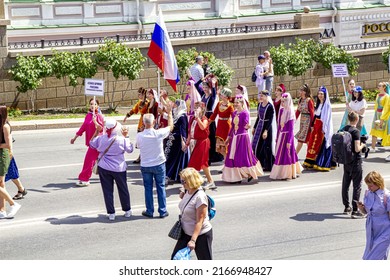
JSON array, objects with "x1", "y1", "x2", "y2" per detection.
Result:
[
  {"x1": 290, "y1": 212, "x2": 351, "y2": 222},
  {"x1": 45, "y1": 214, "x2": 148, "y2": 225}
]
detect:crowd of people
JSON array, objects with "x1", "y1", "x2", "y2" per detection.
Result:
[{"x1": 1, "y1": 53, "x2": 389, "y2": 260}]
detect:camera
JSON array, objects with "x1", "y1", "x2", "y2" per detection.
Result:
[{"x1": 360, "y1": 135, "x2": 369, "y2": 159}]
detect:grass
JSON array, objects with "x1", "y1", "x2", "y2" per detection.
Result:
[{"x1": 8, "y1": 110, "x2": 123, "y2": 122}]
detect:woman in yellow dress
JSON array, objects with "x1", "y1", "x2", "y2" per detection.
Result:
[{"x1": 370, "y1": 82, "x2": 390, "y2": 152}]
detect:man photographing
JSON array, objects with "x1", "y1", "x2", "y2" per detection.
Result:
[{"x1": 341, "y1": 111, "x2": 366, "y2": 219}]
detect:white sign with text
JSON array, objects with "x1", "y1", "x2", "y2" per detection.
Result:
[
  {"x1": 331, "y1": 64, "x2": 349, "y2": 78},
  {"x1": 85, "y1": 79, "x2": 104, "y2": 96}
]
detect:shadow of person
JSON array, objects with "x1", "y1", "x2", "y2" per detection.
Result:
[
  {"x1": 42, "y1": 182, "x2": 77, "y2": 190},
  {"x1": 45, "y1": 214, "x2": 146, "y2": 225},
  {"x1": 290, "y1": 212, "x2": 351, "y2": 222}
]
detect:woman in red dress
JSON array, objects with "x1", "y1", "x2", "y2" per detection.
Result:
[
  {"x1": 209, "y1": 88, "x2": 234, "y2": 158},
  {"x1": 185, "y1": 103, "x2": 216, "y2": 190}
]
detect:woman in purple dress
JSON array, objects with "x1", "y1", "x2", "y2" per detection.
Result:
[
  {"x1": 222, "y1": 95, "x2": 263, "y2": 183},
  {"x1": 270, "y1": 93, "x2": 303, "y2": 180}
]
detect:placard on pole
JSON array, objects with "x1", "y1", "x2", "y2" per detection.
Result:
[{"x1": 331, "y1": 63, "x2": 349, "y2": 100}]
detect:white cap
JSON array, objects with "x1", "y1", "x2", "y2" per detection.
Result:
[{"x1": 105, "y1": 118, "x2": 117, "y2": 129}]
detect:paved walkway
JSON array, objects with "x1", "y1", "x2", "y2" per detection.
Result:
[{"x1": 11, "y1": 103, "x2": 375, "y2": 131}]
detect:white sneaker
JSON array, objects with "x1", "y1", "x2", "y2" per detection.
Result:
[
  {"x1": 7, "y1": 202, "x2": 21, "y2": 218},
  {"x1": 124, "y1": 210, "x2": 132, "y2": 218},
  {"x1": 0, "y1": 211, "x2": 7, "y2": 219},
  {"x1": 203, "y1": 182, "x2": 217, "y2": 190},
  {"x1": 368, "y1": 148, "x2": 377, "y2": 153},
  {"x1": 108, "y1": 214, "x2": 115, "y2": 221},
  {"x1": 385, "y1": 155, "x2": 390, "y2": 162},
  {"x1": 76, "y1": 181, "x2": 90, "y2": 187}
]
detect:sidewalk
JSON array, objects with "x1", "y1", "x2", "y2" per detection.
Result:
[{"x1": 11, "y1": 103, "x2": 374, "y2": 131}]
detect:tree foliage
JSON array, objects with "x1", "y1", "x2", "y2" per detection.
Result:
[{"x1": 95, "y1": 39, "x2": 146, "y2": 111}]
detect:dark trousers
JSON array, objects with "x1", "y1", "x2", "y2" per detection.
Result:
[
  {"x1": 171, "y1": 229, "x2": 213, "y2": 260},
  {"x1": 98, "y1": 167, "x2": 131, "y2": 214},
  {"x1": 342, "y1": 161, "x2": 362, "y2": 211}
]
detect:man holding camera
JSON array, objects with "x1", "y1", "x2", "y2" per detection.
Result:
[{"x1": 342, "y1": 112, "x2": 366, "y2": 219}]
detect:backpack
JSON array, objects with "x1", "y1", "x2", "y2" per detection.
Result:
[
  {"x1": 331, "y1": 129, "x2": 354, "y2": 165},
  {"x1": 207, "y1": 195, "x2": 216, "y2": 220},
  {"x1": 251, "y1": 70, "x2": 257, "y2": 82}
]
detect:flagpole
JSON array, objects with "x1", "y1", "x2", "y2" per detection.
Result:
[{"x1": 157, "y1": 68, "x2": 161, "y2": 100}]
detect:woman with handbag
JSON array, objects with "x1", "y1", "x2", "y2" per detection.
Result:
[
  {"x1": 89, "y1": 118, "x2": 134, "y2": 221},
  {"x1": 171, "y1": 167, "x2": 213, "y2": 260}
]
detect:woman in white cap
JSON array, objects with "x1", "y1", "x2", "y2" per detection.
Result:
[{"x1": 90, "y1": 118, "x2": 134, "y2": 221}]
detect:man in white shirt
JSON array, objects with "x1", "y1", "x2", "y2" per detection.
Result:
[
  {"x1": 136, "y1": 102, "x2": 173, "y2": 218},
  {"x1": 189, "y1": 56, "x2": 205, "y2": 83}
]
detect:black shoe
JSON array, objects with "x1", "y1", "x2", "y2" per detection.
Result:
[
  {"x1": 247, "y1": 176, "x2": 253, "y2": 183},
  {"x1": 351, "y1": 211, "x2": 366, "y2": 219},
  {"x1": 343, "y1": 206, "x2": 352, "y2": 215},
  {"x1": 159, "y1": 212, "x2": 169, "y2": 218},
  {"x1": 142, "y1": 210, "x2": 153, "y2": 218}
]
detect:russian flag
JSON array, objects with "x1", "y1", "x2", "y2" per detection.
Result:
[{"x1": 147, "y1": 11, "x2": 180, "y2": 92}]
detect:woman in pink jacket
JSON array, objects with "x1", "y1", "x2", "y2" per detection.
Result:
[{"x1": 70, "y1": 98, "x2": 104, "y2": 187}]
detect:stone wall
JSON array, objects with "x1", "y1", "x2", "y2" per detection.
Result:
[{"x1": 1, "y1": 23, "x2": 388, "y2": 111}]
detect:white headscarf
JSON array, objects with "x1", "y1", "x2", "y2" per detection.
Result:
[
  {"x1": 105, "y1": 118, "x2": 121, "y2": 138},
  {"x1": 188, "y1": 80, "x2": 202, "y2": 114},
  {"x1": 280, "y1": 92, "x2": 296, "y2": 126},
  {"x1": 173, "y1": 99, "x2": 187, "y2": 124},
  {"x1": 318, "y1": 86, "x2": 333, "y2": 148}
]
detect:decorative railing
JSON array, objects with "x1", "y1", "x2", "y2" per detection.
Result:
[
  {"x1": 8, "y1": 22, "x2": 298, "y2": 50},
  {"x1": 339, "y1": 40, "x2": 390, "y2": 51}
]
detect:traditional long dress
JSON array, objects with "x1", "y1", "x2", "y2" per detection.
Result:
[
  {"x1": 295, "y1": 98, "x2": 314, "y2": 143},
  {"x1": 209, "y1": 101, "x2": 234, "y2": 157},
  {"x1": 303, "y1": 105, "x2": 336, "y2": 171},
  {"x1": 127, "y1": 99, "x2": 149, "y2": 132},
  {"x1": 269, "y1": 108, "x2": 302, "y2": 180},
  {"x1": 340, "y1": 90, "x2": 368, "y2": 135},
  {"x1": 273, "y1": 98, "x2": 281, "y2": 121},
  {"x1": 222, "y1": 110, "x2": 263, "y2": 182},
  {"x1": 187, "y1": 116, "x2": 210, "y2": 171},
  {"x1": 252, "y1": 102, "x2": 275, "y2": 171},
  {"x1": 370, "y1": 93, "x2": 390, "y2": 146},
  {"x1": 362, "y1": 189, "x2": 390, "y2": 260},
  {"x1": 165, "y1": 114, "x2": 189, "y2": 182}
]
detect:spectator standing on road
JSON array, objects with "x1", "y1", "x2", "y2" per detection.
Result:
[
  {"x1": 357, "y1": 171, "x2": 390, "y2": 260},
  {"x1": 341, "y1": 112, "x2": 366, "y2": 218},
  {"x1": 70, "y1": 98, "x2": 104, "y2": 187},
  {"x1": 255, "y1": 55, "x2": 268, "y2": 93},
  {"x1": 295, "y1": 84, "x2": 314, "y2": 155},
  {"x1": 171, "y1": 167, "x2": 213, "y2": 260},
  {"x1": 370, "y1": 82, "x2": 390, "y2": 152},
  {"x1": 90, "y1": 119, "x2": 133, "y2": 221},
  {"x1": 189, "y1": 55, "x2": 205, "y2": 83},
  {"x1": 222, "y1": 95, "x2": 263, "y2": 183},
  {"x1": 136, "y1": 100, "x2": 173, "y2": 218},
  {"x1": 264, "y1": 51, "x2": 274, "y2": 94},
  {"x1": 0, "y1": 106, "x2": 21, "y2": 219},
  {"x1": 347, "y1": 86, "x2": 368, "y2": 134},
  {"x1": 303, "y1": 86, "x2": 336, "y2": 171},
  {"x1": 273, "y1": 83, "x2": 285, "y2": 121},
  {"x1": 185, "y1": 103, "x2": 216, "y2": 189},
  {"x1": 270, "y1": 93, "x2": 302, "y2": 180},
  {"x1": 165, "y1": 100, "x2": 189, "y2": 183},
  {"x1": 252, "y1": 90, "x2": 276, "y2": 172}
]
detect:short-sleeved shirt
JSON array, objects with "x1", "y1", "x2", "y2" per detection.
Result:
[
  {"x1": 344, "y1": 125, "x2": 361, "y2": 160},
  {"x1": 179, "y1": 189, "x2": 212, "y2": 236},
  {"x1": 136, "y1": 127, "x2": 171, "y2": 167},
  {"x1": 349, "y1": 99, "x2": 367, "y2": 117}
]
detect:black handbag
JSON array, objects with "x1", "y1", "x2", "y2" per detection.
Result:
[{"x1": 168, "y1": 190, "x2": 199, "y2": 240}]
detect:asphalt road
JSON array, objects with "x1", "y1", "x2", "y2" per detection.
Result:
[{"x1": 1, "y1": 110, "x2": 389, "y2": 260}]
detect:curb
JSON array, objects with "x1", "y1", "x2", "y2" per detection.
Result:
[{"x1": 11, "y1": 104, "x2": 374, "y2": 131}]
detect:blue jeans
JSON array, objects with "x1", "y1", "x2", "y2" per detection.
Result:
[
  {"x1": 141, "y1": 163, "x2": 167, "y2": 216},
  {"x1": 265, "y1": 76, "x2": 274, "y2": 94}
]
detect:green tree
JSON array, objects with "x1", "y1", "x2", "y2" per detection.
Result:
[
  {"x1": 50, "y1": 50, "x2": 97, "y2": 97},
  {"x1": 382, "y1": 46, "x2": 390, "y2": 72},
  {"x1": 94, "y1": 39, "x2": 146, "y2": 111},
  {"x1": 8, "y1": 55, "x2": 52, "y2": 112}
]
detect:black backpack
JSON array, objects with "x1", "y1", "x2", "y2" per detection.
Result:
[
  {"x1": 251, "y1": 70, "x2": 257, "y2": 82},
  {"x1": 331, "y1": 129, "x2": 354, "y2": 165}
]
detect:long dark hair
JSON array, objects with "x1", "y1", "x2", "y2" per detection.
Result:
[
  {"x1": 299, "y1": 83, "x2": 312, "y2": 103},
  {"x1": 315, "y1": 86, "x2": 327, "y2": 110},
  {"x1": 0, "y1": 106, "x2": 8, "y2": 143},
  {"x1": 351, "y1": 91, "x2": 364, "y2": 102}
]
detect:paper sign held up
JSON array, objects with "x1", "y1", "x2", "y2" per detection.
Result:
[
  {"x1": 331, "y1": 64, "x2": 349, "y2": 78},
  {"x1": 85, "y1": 78, "x2": 104, "y2": 96}
]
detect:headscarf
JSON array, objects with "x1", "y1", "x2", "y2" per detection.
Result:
[
  {"x1": 280, "y1": 92, "x2": 296, "y2": 126},
  {"x1": 278, "y1": 83, "x2": 286, "y2": 93},
  {"x1": 105, "y1": 118, "x2": 121, "y2": 138},
  {"x1": 237, "y1": 85, "x2": 249, "y2": 111},
  {"x1": 173, "y1": 99, "x2": 187, "y2": 124},
  {"x1": 187, "y1": 80, "x2": 202, "y2": 114},
  {"x1": 318, "y1": 86, "x2": 333, "y2": 148}
]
